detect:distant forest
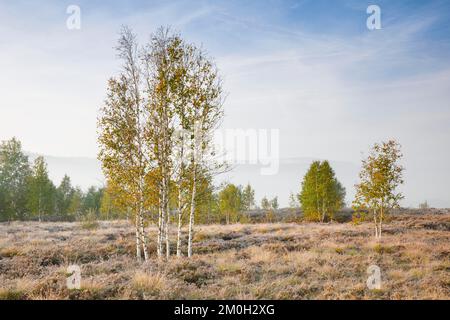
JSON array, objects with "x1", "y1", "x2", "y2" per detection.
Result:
[
  {"x1": 1, "y1": 135, "x2": 413, "y2": 229},
  {"x1": 0, "y1": 138, "x2": 273, "y2": 223}
]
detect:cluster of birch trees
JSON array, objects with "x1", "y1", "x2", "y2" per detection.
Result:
[{"x1": 98, "y1": 26, "x2": 224, "y2": 262}]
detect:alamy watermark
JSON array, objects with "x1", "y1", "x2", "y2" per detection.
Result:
[
  {"x1": 66, "y1": 264, "x2": 81, "y2": 289},
  {"x1": 366, "y1": 265, "x2": 382, "y2": 290},
  {"x1": 66, "y1": 5, "x2": 81, "y2": 30},
  {"x1": 367, "y1": 5, "x2": 381, "y2": 30},
  {"x1": 214, "y1": 128, "x2": 279, "y2": 176},
  {"x1": 185, "y1": 121, "x2": 280, "y2": 176}
]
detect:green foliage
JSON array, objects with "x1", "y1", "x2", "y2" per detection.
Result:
[
  {"x1": 0, "y1": 289, "x2": 25, "y2": 300},
  {"x1": 193, "y1": 172, "x2": 219, "y2": 224},
  {"x1": 218, "y1": 184, "x2": 242, "y2": 224},
  {"x1": 68, "y1": 187, "x2": 83, "y2": 218},
  {"x1": 353, "y1": 140, "x2": 404, "y2": 212},
  {"x1": 0, "y1": 138, "x2": 31, "y2": 221},
  {"x1": 260, "y1": 195, "x2": 279, "y2": 222},
  {"x1": 270, "y1": 197, "x2": 279, "y2": 210},
  {"x1": 97, "y1": 66, "x2": 155, "y2": 224},
  {"x1": 82, "y1": 186, "x2": 103, "y2": 216},
  {"x1": 261, "y1": 196, "x2": 270, "y2": 210},
  {"x1": 265, "y1": 210, "x2": 276, "y2": 223},
  {"x1": 353, "y1": 140, "x2": 404, "y2": 238},
  {"x1": 27, "y1": 156, "x2": 56, "y2": 221},
  {"x1": 351, "y1": 210, "x2": 368, "y2": 225},
  {"x1": 100, "y1": 184, "x2": 125, "y2": 220},
  {"x1": 299, "y1": 160, "x2": 346, "y2": 222},
  {"x1": 0, "y1": 138, "x2": 118, "y2": 222},
  {"x1": 241, "y1": 183, "x2": 255, "y2": 211},
  {"x1": 80, "y1": 209, "x2": 99, "y2": 230},
  {"x1": 56, "y1": 175, "x2": 74, "y2": 217},
  {"x1": 239, "y1": 213, "x2": 250, "y2": 224}
]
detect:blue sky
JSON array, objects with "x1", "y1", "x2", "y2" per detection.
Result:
[{"x1": 1, "y1": 0, "x2": 450, "y2": 206}]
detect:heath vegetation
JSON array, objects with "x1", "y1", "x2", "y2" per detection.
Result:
[{"x1": 0, "y1": 214, "x2": 448, "y2": 300}]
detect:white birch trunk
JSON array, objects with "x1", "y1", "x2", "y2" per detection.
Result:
[
  {"x1": 187, "y1": 163, "x2": 197, "y2": 258},
  {"x1": 158, "y1": 202, "x2": 164, "y2": 258},
  {"x1": 135, "y1": 213, "x2": 142, "y2": 261},
  {"x1": 176, "y1": 186, "x2": 183, "y2": 257},
  {"x1": 321, "y1": 200, "x2": 325, "y2": 223},
  {"x1": 378, "y1": 206, "x2": 383, "y2": 239},
  {"x1": 164, "y1": 175, "x2": 170, "y2": 260},
  {"x1": 139, "y1": 209, "x2": 149, "y2": 261},
  {"x1": 176, "y1": 142, "x2": 185, "y2": 258},
  {"x1": 373, "y1": 210, "x2": 378, "y2": 238}
]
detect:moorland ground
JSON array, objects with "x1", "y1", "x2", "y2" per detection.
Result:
[{"x1": 0, "y1": 214, "x2": 449, "y2": 299}]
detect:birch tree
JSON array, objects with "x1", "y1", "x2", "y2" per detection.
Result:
[
  {"x1": 353, "y1": 140, "x2": 404, "y2": 239},
  {"x1": 143, "y1": 28, "x2": 184, "y2": 259},
  {"x1": 98, "y1": 27, "x2": 151, "y2": 261},
  {"x1": 172, "y1": 42, "x2": 192, "y2": 258},
  {"x1": 173, "y1": 129, "x2": 190, "y2": 257},
  {"x1": 99, "y1": 26, "x2": 224, "y2": 261},
  {"x1": 219, "y1": 183, "x2": 242, "y2": 224},
  {"x1": 146, "y1": 35, "x2": 224, "y2": 258},
  {"x1": 183, "y1": 45, "x2": 224, "y2": 258},
  {"x1": 241, "y1": 183, "x2": 256, "y2": 211},
  {"x1": 261, "y1": 196, "x2": 270, "y2": 210}
]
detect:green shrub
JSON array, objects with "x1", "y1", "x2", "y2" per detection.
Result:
[
  {"x1": 352, "y1": 210, "x2": 368, "y2": 225},
  {"x1": 0, "y1": 289, "x2": 25, "y2": 300},
  {"x1": 80, "y1": 209, "x2": 99, "y2": 230}
]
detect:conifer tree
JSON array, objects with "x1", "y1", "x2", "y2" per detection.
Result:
[
  {"x1": 27, "y1": 156, "x2": 55, "y2": 221},
  {"x1": 0, "y1": 138, "x2": 31, "y2": 221},
  {"x1": 56, "y1": 175, "x2": 74, "y2": 218}
]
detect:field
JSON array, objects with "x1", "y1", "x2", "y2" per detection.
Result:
[{"x1": 0, "y1": 214, "x2": 449, "y2": 300}]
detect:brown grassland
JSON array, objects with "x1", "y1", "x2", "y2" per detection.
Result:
[{"x1": 0, "y1": 214, "x2": 449, "y2": 300}]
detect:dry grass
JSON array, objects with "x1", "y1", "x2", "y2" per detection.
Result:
[{"x1": 0, "y1": 214, "x2": 448, "y2": 300}]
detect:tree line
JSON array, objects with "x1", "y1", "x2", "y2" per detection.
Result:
[
  {"x1": 0, "y1": 138, "x2": 109, "y2": 222},
  {"x1": 0, "y1": 138, "x2": 262, "y2": 225},
  {"x1": 0, "y1": 136, "x2": 405, "y2": 247}
]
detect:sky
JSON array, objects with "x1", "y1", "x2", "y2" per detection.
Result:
[{"x1": 1, "y1": 0, "x2": 450, "y2": 207}]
